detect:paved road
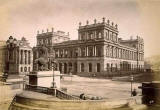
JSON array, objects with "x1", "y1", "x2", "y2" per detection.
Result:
[{"x1": 61, "y1": 75, "x2": 141, "y2": 100}]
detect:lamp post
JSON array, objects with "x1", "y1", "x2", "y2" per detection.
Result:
[
  {"x1": 130, "y1": 75, "x2": 134, "y2": 97},
  {"x1": 6, "y1": 36, "x2": 17, "y2": 74}
]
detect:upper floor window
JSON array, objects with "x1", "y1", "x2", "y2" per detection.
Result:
[
  {"x1": 106, "y1": 32, "x2": 108, "y2": 40},
  {"x1": 55, "y1": 50, "x2": 58, "y2": 58},
  {"x1": 98, "y1": 32, "x2": 102, "y2": 38},
  {"x1": 74, "y1": 48, "x2": 78, "y2": 57},
  {"x1": 97, "y1": 46, "x2": 102, "y2": 57},
  {"x1": 81, "y1": 47, "x2": 85, "y2": 57},
  {"x1": 65, "y1": 50, "x2": 68, "y2": 57},
  {"x1": 109, "y1": 32, "x2": 112, "y2": 41},
  {"x1": 60, "y1": 50, "x2": 63, "y2": 57},
  {"x1": 88, "y1": 46, "x2": 93, "y2": 57}
]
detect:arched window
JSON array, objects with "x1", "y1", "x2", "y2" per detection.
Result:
[
  {"x1": 97, "y1": 63, "x2": 100, "y2": 72},
  {"x1": 89, "y1": 63, "x2": 92, "y2": 72},
  {"x1": 24, "y1": 67, "x2": 27, "y2": 72},
  {"x1": 81, "y1": 63, "x2": 84, "y2": 72}
]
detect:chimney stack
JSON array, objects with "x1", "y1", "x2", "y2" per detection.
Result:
[
  {"x1": 111, "y1": 22, "x2": 114, "y2": 26},
  {"x1": 51, "y1": 27, "x2": 54, "y2": 32},
  {"x1": 86, "y1": 20, "x2": 89, "y2": 25},
  {"x1": 94, "y1": 19, "x2": 97, "y2": 24},
  {"x1": 37, "y1": 30, "x2": 39, "y2": 34},
  {"x1": 115, "y1": 24, "x2": 118, "y2": 29},
  {"x1": 107, "y1": 19, "x2": 110, "y2": 24},
  {"x1": 102, "y1": 17, "x2": 105, "y2": 23}
]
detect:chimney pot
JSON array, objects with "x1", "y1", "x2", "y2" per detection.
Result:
[
  {"x1": 86, "y1": 20, "x2": 89, "y2": 25},
  {"x1": 94, "y1": 19, "x2": 97, "y2": 24},
  {"x1": 37, "y1": 30, "x2": 39, "y2": 34},
  {"x1": 52, "y1": 28, "x2": 54, "y2": 32},
  {"x1": 102, "y1": 17, "x2": 105, "y2": 23},
  {"x1": 107, "y1": 20, "x2": 110, "y2": 24}
]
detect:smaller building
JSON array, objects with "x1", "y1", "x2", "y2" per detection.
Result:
[
  {"x1": 6, "y1": 36, "x2": 33, "y2": 75},
  {"x1": 0, "y1": 41, "x2": 7, "y2": 75}
]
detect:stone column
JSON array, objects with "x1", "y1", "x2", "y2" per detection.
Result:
[
  {"x1": 22, "y1": 50, "x2": 24, "y2": 64},
  {"x1": 94, "y1": 31, "x2": 97, "y2": 39},
  {"x1": 61, "y1": 63, "x2": 64, "y2": 74},
  {"x1": 87, "y1": 46, "x2": 89, "y2": 56},
  {"x1": 95, "y1": 46, "x2": 97, "y2": 56},
  {"x1": 19, "y1": 50, "x2": 21, "y2": 64},
  {"x1": 28, "y1": 51, "x2": 30, "y2": 64},
  {"x1": 26, "y1": 50, "x2": 28, "y2": 64}
]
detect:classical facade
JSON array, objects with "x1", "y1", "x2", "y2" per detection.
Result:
[
  {"x1": 6, "y1": 36, "x2": 33, "y2": 74},
  {"x1": 33, "y1": 18, "x2": 144, "y2": 76}
]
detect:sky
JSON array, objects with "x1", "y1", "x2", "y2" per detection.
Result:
[{"x1": 0, "y1": 0, "x2": 160, "y2": 58}]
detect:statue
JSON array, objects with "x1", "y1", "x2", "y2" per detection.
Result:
[{"x1": 35, "y1": 45, "x2": 49, "y2": 71}]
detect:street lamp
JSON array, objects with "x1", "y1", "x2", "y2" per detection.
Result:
[
  {"x1": 6, "y1": 36, "x2": 17, "y2": 73},
  {"x1": 130, "y1": 75, "x2": 134, "y2": 97}
]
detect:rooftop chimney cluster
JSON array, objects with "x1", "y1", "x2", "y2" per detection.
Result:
[
  {"x1": 79, "y1": 17, "x2": 118, "y2": 30},
  {"x1": 37, "y1": 27, "x2": 69, "y2": 37},
  {"x1": 37, "y1": 28, "x2": 54, "y2": 34}
]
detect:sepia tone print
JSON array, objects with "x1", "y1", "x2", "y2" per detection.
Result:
[{"x1": 0, "y1": 0, "x2": 160, "y2": 110}]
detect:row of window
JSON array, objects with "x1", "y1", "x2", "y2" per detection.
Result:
[
  {"x1": 37, "y1": 38, "x2": 52, "y2": 45},
  {"x1": 20, "y1": 67, "x2": 31, "y2": 72},
  {"x1": 55, "y1": 46, "x2": 102, "y2": 58},
  {"x1": 106, "y1": 63, "x2": 144, "y2": 71},
  {"x1": 80, "y1": 63, "x2": 101, "y2": 72},
  {"x1": 79, "y1": 30, "x2": 118, "y2": 43},
  {"x1": 106, "y1": 46, "x2": 144, "y2": 61},
  {"x1": 79, "y1": 31, "x2": 102, "y2": 40}
]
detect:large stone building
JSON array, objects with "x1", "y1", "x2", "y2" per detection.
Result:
[
  {"x1": 33, "y1": 28, "x2": 70, "y2": 71},
  {"x1": 33, "y1": 18, "x2": 144, "y2": 76},
  {"x1": 5, "y1": 36, "x2": 33, "y2": 74}
]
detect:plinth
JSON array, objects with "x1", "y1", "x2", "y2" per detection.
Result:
[{"x1": 28, "y1": 71, "x2": 60, "y2": 88}]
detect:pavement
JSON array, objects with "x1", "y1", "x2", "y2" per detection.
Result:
[{"x1": 60, "y1": 75, "x2": 142, "y2": 100}]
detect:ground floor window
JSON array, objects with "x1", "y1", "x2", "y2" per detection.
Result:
[
  {"x1": 24, "y1": 67, "x2": 27, "y2": 72},
  {"x1": 97, "y1": 63, "x2": 100, "y2": 72},
  {"x1": 89, "y1": 63, "x2": 92, "y2": 72},
  {"x1": 81, "y1": 63, "x2": 84, "y2": 72},
  {"x1": 21, "y1": 67, "x2": 23, "y2": 72}
]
